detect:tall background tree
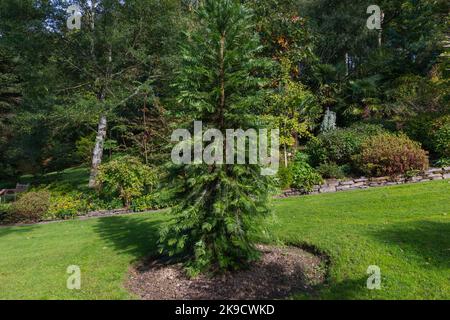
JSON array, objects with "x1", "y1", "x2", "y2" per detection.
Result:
[
  {"x1": 0, "y1": 0, "x2": 182, "y2": 182},
  {"x1": 298, "y1": 0, "x2": 449, "y2": 125},
  {"x1": 0, "y1": 47, "x2": 22, "y2": 179}
]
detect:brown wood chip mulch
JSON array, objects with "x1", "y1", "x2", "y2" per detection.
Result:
[{"x1": 126, "y1": 245, "x2": 327, "y2": 300}]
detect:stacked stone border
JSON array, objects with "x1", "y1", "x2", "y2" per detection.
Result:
[{"x1": 280, "y1": 167, "x2": 450, "y2": 198}]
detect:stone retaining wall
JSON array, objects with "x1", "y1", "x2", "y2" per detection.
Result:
[{"x1": 280, "y1": 167, "x2": 450, "y2": 198}]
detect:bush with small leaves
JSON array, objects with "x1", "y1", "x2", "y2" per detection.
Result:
[
  {"x1": 355, "y1": 133, "x2": 429, "y2": 177},
  {"x1": 97, "y1": 156, "x2": 157, "y2": 208},
  {"x1": 11, "y1": 191, "x2": 51, "y2": 223},
  {"x1": 316, "y1": 162, "x2": 347, "y2": 179},
  {"x1": 45, "y1": 193, "x2": 87, "y2": 220}
]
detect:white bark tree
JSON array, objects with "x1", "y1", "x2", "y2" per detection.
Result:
[
  {"x1": 89, "y1": 114, "x2": 107, "y2": 187},
  {"x1": 51, "y1": 0, "x2": 180, "y2": 187}
]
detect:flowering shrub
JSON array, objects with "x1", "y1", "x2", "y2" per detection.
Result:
[
  {"x1": 45, "y1": 193, "x2": 86, "y2": 220},
  {"x1": 355, "y1": 133, "x2": 429, "y2": 177}
]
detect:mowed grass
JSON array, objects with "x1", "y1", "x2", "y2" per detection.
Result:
[
  {"x1": 0, "y1": 213, "x2": 168, "y2": 299},
  {"x1": 267, "y1": 180, "x2": 450, "y2": 299},
  {"x1": 0, "y1": 181, "x2": 449, "y2": 299}
]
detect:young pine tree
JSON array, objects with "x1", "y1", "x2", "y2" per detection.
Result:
[{"x1": 159, "y1": 0, "x2": 275, "y2": 275}]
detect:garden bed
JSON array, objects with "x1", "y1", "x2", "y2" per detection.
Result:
[{"x1": 126, "y1": 245, "x2": 327, "y2": 300}]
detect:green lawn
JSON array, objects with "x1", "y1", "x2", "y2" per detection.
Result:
[
  {"x1": 267, "y1": 180, "x2": 450, "y2": 299},
  {"x1": 0, "y1": 180, "x2": 449, "y2": 300}
]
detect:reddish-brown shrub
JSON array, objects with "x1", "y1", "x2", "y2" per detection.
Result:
[
  {"x1": 355, "y1": 133, "x2": 429, "y2": 177},
  {"x1": 11, "y1": 191, "x2": 51, "y2": 223}
]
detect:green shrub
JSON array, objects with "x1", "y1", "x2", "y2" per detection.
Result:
[
  {"x1": 355, "y1": 133, "x2": 429, "y2": 177},
  {"x1": 404, "y1": 169, "x2": 421, "y2": 179},
  {"x1": 88, "y1": 198, "x2": 124, "y2": 211},
  {"x1": 432, "y1": 116, "x2": 450, "y2": 159},
  {"x1": 97, "y1": 156, "x2": 157, "y2": 207},
  {"x1": 404, "y1": 114, "x2": 435, "y2": 153},
  {"x1": 276, "y1": 166, "x2": 293, "y2": 189},
  {"x1": 131, "y1": 194, "x2": 156, "y2": 212},
  {"x1": 305, "y1": 137, "x2": 327, "y2": 166},
  {"x1": 435, "y1": 158, "x2": 450, "y2": 167},
  {"x1": 405, "y1": 115, "x2": 450, "y2": 160},
  {"x1": 0, "y1": 203, "x2": 12, "y2": 224},
  {"x1": 291, "y1": 153, "x2": 323, "y2": 192},
  {"x1": 11, "y1": 191, "x2": 51, "y2": 223},
  {"x1": 131, "y1": 189, "x2": 175, "y2": 212},
  {"x1": 45, "y1": 193, "x2": 86, "y2": 220},
  {"x1": 306, "y1": 123, "x2": 387, "y2": 167},
  {"x1": 316, "y1": 162, "x2": 347, "y2": 179}
]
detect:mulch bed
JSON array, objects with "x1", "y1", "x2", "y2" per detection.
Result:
[{"x1": 126, "y1": 245, "x2": 327, "y2": 300}]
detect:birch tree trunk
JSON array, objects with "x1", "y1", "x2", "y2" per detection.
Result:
[
  {"x1": 378, "y1": 11, "x2": 384, "y2": 47},
  {"x1": 284, "y1": 145, "x2": 288, "y2": 168},
  {"x1": 89, "y1": 114, "x2": 107, "y2": 188},
  {"x1": 87, "y1": 1, "x2": 113, "y2": 188}
]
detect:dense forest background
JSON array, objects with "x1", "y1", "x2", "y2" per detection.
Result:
[{"x1": 0, "y1": 0, "x2": 448, "y2": 182}]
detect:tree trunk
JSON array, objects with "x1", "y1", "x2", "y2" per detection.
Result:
[
  {"x1": 284, "y1": 145, "x2": 288, "y2": 168},
  {"x1": 218, "y1": 35, "x2": 226, "y2": 129},
  {"x1": 89, "y1": 115, "x2": 107, "y2": 188},
  {"x1": 378, "y1": 11, "x2": 384, "y2": 47}
]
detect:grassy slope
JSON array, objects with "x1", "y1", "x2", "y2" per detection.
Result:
[
  {"x1": 19, "y1": 166, "x2": 91, "y2": 192},
  {"x1": 0, "y1": 181, "x2": 449, "y2": 299},
  {"x1": 1, "y1": 166, "x2": 90, "y2": 190}
]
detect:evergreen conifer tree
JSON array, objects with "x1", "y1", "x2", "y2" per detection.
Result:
[{"x1": 159, "y1": 0, "x2": 275, "y2": 275}]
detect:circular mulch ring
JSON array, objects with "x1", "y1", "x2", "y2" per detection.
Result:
[{"x1": 126, "y1": 245, "x2": 327, "y2": 300}]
